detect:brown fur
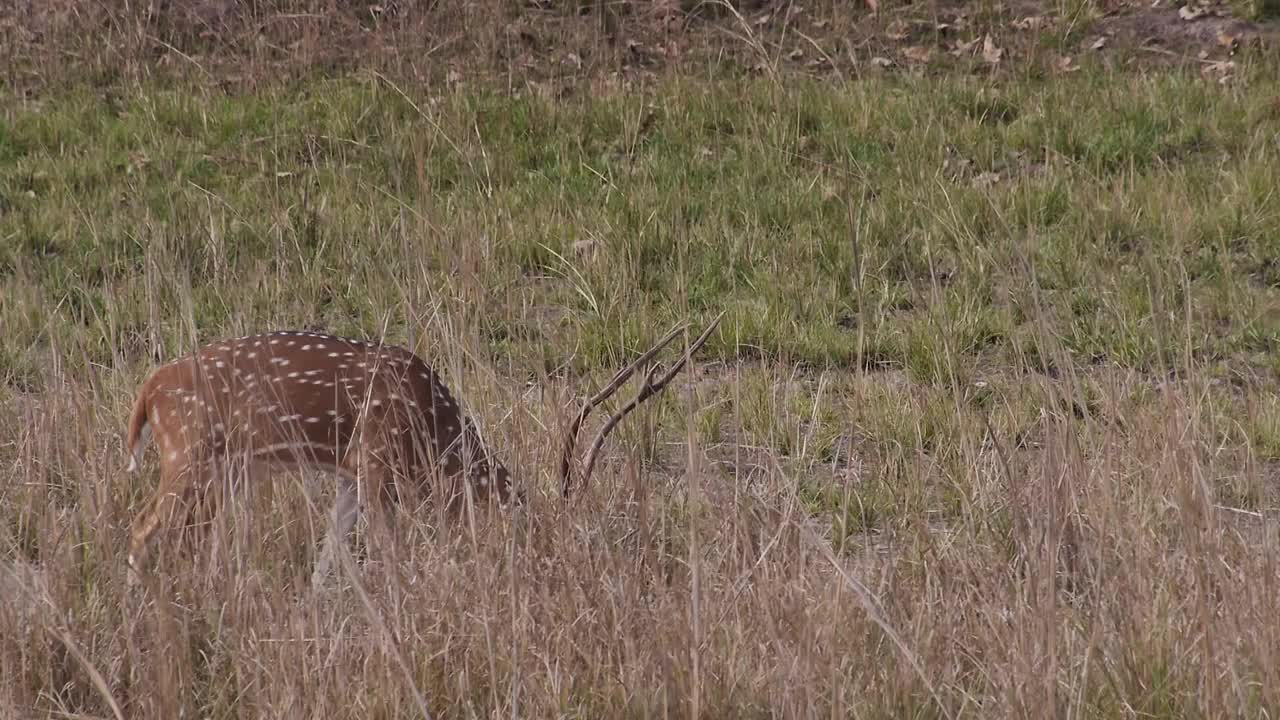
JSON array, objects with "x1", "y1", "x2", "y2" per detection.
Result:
[{"x1": 124, "y1": 330, "x2": 519, "y2": 583}]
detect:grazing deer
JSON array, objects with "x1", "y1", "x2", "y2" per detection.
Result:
[
  {"x1": 123, "y1": 317, "x2": 721, "y2": 590},
  {"x1": 122, "y1": 330, "x2": 519, "y2": 589}
]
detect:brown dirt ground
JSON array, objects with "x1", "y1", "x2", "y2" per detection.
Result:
[{"x1": 2, "y1": 0, "x2": 1278, "y2": 95}]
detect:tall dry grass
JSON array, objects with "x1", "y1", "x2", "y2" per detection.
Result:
[{"x1": 3, "y1": 238, "x2": 1280, "y2": 717}]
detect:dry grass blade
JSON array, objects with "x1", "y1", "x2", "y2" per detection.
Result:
[
  {"x1": 558, "y1": 321, "x2": 691, "y2": 496},
  {"x1": 796, "y1": 521, "x2": 955, "y2": 720},
  {"x1": 579, "y1": 312, "x2": 724, "y2": 487},
  {"x1": 2, "y1": 561, "x2": 126, "y2": 720},
  {"x1": 336, "y1": 543, "x2": 435, "y2": 720}
]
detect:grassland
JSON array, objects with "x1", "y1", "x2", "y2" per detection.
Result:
[{"x1": 5, "y1": 2, "x2": 1280, "y2": 717}]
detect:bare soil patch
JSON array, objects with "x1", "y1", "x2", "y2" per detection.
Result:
[{"x1": 4, "y1": 0, "x2": 1278, "y2": 94}]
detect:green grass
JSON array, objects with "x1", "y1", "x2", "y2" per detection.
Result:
[
  {"x1": 6, "y1": 52, "x2": 1280, "y2": 719},
  {"x1": 4, "y1": 65, "x2": 1280, "y2": 385}
]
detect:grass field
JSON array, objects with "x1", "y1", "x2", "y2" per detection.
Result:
[{"x1": 5, "y1": 2, "x2": 1280, "y2": 717}]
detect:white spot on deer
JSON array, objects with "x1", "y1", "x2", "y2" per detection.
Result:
[
  {"x1": 305, "y1": 416, "x2": 321, "y2": 424},
  {"x1": 328, "y1": 352, "x2": 340, "y2": 358},
  {"x1": 271, "y1": 357, "x2": 290, "y2": 366},
  {"x1": 301, "y1": 344, "x2": 312, "y2": 351},
  {"x1": 247, "y1": 352, "x2": 257, "y2": 359},
  {"x1": 288, "y1": 371, "x2": 300, "y2": 378}
]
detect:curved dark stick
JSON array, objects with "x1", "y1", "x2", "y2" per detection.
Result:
[
  {"x1": 579, "y1": 312, "x2": 724, "y2": 489},
  {"x1": 559, "y1": 322, "x2": 689, "y2": 498}
]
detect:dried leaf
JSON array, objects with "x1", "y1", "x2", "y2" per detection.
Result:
[
  {"x1": 1178, "y1": 4, "x2": 1206, "y2": 20},
  {"x1": 866, "y1": 0, "x2": 878, "y2": 13},
  {"x1": 788, "y1": 48, "x2": 805, "y2": 60},
  {"x1": 950, "y1": 37, "x2": 980, "y2": 56},
  {"x1": 903, "y1": 45, "x2": 933, "y2": 63},
  {"x1": 981, "y1": 35, "x2": 1003, "y2": 64},
  {"x1": 1055, "y1": 54, "x2": 1080, "y2": 72},
  {"x1": 1201, "y1": 59, "x2": 1235, "y2": 80},
  {"x1": 886, "y1": 20, "x2": 910, "y2": 40},
  {"x1": 1012, "y1": 15, "x2": 1051, "y2": 31},
  {"x1": 1090, "y1": 36, "x2": 1107, "y2": 50},
  {"x1": 871, "y1": 56, "x2": 895, "y2": 67}
]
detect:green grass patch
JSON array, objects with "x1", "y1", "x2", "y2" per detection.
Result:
[{"x1": 4, "y1": 66, "x2": 1280, "y2": 388}]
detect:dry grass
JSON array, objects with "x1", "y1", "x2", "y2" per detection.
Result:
[{"x1": 5, "y1": 256, "x2": 1280, "y2": 717}]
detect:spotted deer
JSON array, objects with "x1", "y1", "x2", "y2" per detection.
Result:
[{"x1": 123, "y1": 330, "x2": 519, "y2": 589}]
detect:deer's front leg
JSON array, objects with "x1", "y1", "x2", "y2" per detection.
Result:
[
  {"x1": 127, "y1": 460, "x2": 206, "y2": 587},
  {"x1": 311, "y1": 473, "x2": 360, "y2": 590}
]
